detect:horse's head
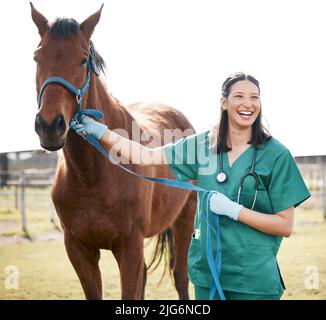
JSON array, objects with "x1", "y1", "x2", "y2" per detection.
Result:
[{"x1": 31, "y1": 3, "x2": 103, "y2": 151}]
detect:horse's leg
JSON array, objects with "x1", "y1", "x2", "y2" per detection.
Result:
[
  {"x1": 172, "y1": 192, "x2": 197, "y2": 300},
  {"x1": 64, "y1": 232, "x2": 102, "y2": 300},
  {"x1": 113, "y1": 232, "x2": 145, "y2": 300}
]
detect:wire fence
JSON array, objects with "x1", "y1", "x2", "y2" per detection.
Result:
[
  {"x1": 0, "y1": 161, "x2": 325, "y2": 237},
  {"x1": 0, "y1": 169, "x2": 57, "y2": 236},
  {"x1": 297, "y1": 163, "x2": 326, "y2": 217}
]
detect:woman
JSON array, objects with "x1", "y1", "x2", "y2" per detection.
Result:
[{"x1": 70, "y1": 72, "x2": 310, "y2": 300}]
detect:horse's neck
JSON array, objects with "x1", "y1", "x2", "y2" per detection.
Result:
[
  {"x1": 88, "y1": 77, "x2": 134, "y2": 130},
  {"x1": 63, "y1": 76, "x2": 135, "y2": 178}
]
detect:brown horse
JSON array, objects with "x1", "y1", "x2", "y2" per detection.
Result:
[{"x1": 31, "y1": 4, "x2": 196, "y2": 300}]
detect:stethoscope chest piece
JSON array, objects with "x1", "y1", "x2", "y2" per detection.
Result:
[{"x1": 216, "y1": 172, "x2": 227, "y2": 183}]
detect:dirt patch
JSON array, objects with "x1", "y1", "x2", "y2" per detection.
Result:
[
  {"x1": 0, "y1": 220, "x2": 63, "y2": 245},
  {"x1": 0, "y1": 221, "x2": 17, "y2": 233},
  {"x1": 0, "y1": 231, "x2": 63, "y2": 245}
]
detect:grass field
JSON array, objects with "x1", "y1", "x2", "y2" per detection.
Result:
[{"x1": 0, "y1": 186, "x2": 325, "y2": 300}]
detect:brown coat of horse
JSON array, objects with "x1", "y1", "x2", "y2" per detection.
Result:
[{"x1": 31, "y1": 4, "x2": 196, "y2": 299}]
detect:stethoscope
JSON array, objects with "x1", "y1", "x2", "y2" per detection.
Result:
[{"x1": 216, "y1": 147, "x2": 259, "y2": 210}]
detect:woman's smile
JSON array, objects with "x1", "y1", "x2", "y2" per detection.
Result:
[{"x1": 237, "y1": 110, "x2": 254, "y2": 120}]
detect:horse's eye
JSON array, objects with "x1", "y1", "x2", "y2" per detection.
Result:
[
  {"x1": 81, "y1": 58, "x2": 88, "y2": 65},
  {"x1": 33, "y1": 56, "x2": 38, "y2": 63}
]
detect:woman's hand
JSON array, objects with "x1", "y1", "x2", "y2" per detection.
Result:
[
  {"x1": 70, "y1": 115, "x2": 108, "y2": 140},
  {"x1": 209, "y1": 191, "x2": 243, "y2": 221}
]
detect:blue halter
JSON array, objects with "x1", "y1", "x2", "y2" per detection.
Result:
[
  {"x1": 36, "y1": 42, "x2": 225, "y2": 300},
  {"x1": 37, "y1": 42, "x2": 99, "y2": 112}
]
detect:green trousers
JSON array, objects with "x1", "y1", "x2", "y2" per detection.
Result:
[{"x1": 195, "y1": 286, "x2": 284, "y2": 300}]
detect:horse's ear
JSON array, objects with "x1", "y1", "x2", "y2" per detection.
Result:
[
  {"x1": 80, "y1": 4, "x2": 104, "y2": 40},
  {"x1": 30, "y1": 2, "x2": 49, "y2": 37}
]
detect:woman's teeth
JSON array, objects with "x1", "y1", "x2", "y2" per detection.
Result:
[{"x1": 238, "y1": 111, "x2": 253, "y2": 116}]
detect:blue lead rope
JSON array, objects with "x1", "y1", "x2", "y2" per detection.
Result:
[
  {"x1": 72, "y1": 109, "x2": 226, "y2": 300},
  {"x1": 203, "y1": 193, "x2": 224, "y2": 300}
]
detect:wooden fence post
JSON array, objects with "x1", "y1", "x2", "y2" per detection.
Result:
[
  {"x1": 14, "y1": 185, "x2": 19, "y2": 209},
  {"x1": 19, "y1": 171, "x2": 28, "y2": 234}
]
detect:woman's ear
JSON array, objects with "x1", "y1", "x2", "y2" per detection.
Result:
[{"x1": 220, "y1": 97, "x2": 227, "y2": 111}]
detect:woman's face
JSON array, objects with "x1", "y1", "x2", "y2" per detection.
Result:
[{"x1": 221, "y1": 80, "x2": 261, "y2": 130}]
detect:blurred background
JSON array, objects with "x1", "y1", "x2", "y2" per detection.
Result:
[{"x1": 0, "y1": 0, "x2": 325, "y2": 299}]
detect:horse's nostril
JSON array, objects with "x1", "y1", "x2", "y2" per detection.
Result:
[
  {"x1": 35, "y1": 114, "x2": 66, "y2": 137},
  {"x1": 54, "y1": 114, "x2": 66, "y2": 136},
  {"x1": 35, "y1": 114, "x2": 44, "y2": 135}
]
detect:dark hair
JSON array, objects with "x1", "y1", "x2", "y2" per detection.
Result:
[
  {"x1": 49, "y1": 18, "x2": 80, "y2": 39},
  {"x1": 48, "y1": 18, "x2": 106, "y2": 75},
  {"x1": 211, "y1": 72, "x2": 271, "y2": 153}
]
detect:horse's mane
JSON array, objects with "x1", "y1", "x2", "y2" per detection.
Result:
[{"x1": 48, "y1": 18, "x2": 106, "y2": 75}]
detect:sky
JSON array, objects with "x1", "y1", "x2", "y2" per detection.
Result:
[{"x1": 0, "y1": 0, "x2": 325, "y2": 156}]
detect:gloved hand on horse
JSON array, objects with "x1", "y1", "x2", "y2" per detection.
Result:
[
  {"x1": 209, "y1": 191, "x2": 243, "y2": 221},
  {"x1": 70, "y1": 115, "x2": 108, "y2": 140}
]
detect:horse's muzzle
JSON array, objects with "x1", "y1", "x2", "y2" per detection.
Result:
[{"x1": 35, "y1": 113, "x2": 66, "y2": 151}]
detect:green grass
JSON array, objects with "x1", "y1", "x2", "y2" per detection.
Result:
[
  {"x1": 278, "y1": 207, "x2": 326, "y2": 299},
  {"x1": 0, "y1": 187, "x2": 189, "y2": 299},
  {"x1": 0, "y1": 237, "x2": 188, "y2": 300},
  {"x1": 0, "y1": 186, "x2": 60, "y2": 238},
  {"x1": 0, "y1": 187, "x2": 325, "y2": 299}
]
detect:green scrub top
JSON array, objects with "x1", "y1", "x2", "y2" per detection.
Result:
[{"x1": 164, "y1": 131, "x2": 311, "y2": 295}]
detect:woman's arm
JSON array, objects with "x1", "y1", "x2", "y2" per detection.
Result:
[
  {"x1": 209, "y1": 192, "x2": 294, "y2": 237},
  {"x1": 101, "y1": 129, "x2": 168, "y2": 167},
  {"x1": 238, "y1": 206, "x2": 294, "y2": 237},
  {"x1": 70, "y1": 116, "x2": 169, "y2": 167}
]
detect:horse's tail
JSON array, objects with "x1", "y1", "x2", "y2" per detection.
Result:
[{"x1": 146, "y1": 227, "x2": 174, "y2": 285}]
